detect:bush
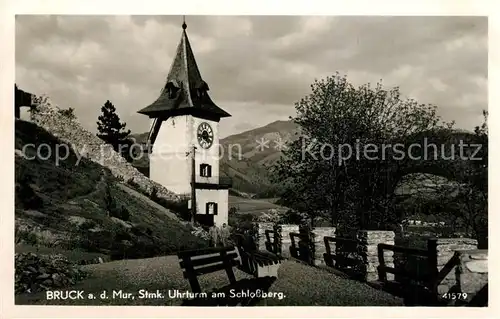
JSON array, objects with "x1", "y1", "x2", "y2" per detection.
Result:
[
  {"x1": 279, "y1": 209, "x2": 309, "y2": 226},
  {"x1": 58, "y1": 107, "x2": 76, "y2": 120},
  {"x1": 150, "y1": 187, "x2": 159, "y2": 201},
  {"x1": 126, "y1": 178, "x2": 145, "y2": 193},
  {"x1": 15, "y1": 252, "x2": 87, "y2": 294},
  {"x1": 229, "y1": 213, "x2": 258, "y2": 237},
  {"x1": 15, "y1": 167, "x2": 43, "y2": 210},
  {"x1": 131, "y1": 223, "x2": 153, "y2": 237},
  {"x1": 104, "y1": 182, "x2": 117, "y2": 212},
  {"x1": 103, "y1": 182, "x2": 130, "y2": 221},
  {"x1": 153, "y1": 197, "x2": 191, "y2": 221},
  {"x1": 126, "y1": 181, "x2": 191, "y2": 221},
  {"x1": 118, "y1": 206, "x2": 130, "y2": 221},
  {"x1": 15, "y1": 224, "x2": 39, "y2": 246},
  {"x1": 77, "y1": 219, "x2": 97, "y2": 232}
]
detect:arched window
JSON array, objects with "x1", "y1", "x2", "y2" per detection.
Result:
[
  {"x1": 165, "y1": 81, "x2": 180, "y2": 99},
  {"x1": 196, "y1": 81, "x2": 209, "y2": 98},
  {"x1": 200, "y1": 163, "x2": 212, "y2": 177},
  {"x1": 206, "y1": 202, "x2": 218, "y2": 215}
]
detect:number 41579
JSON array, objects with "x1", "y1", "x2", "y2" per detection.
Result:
[{"x1": 442, "y1": 292, "x2": 468, "y2": 300}]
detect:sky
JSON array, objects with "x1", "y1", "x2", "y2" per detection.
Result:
[{"x1": 15, "y1": 15, "x2": 487, "y2": 138}]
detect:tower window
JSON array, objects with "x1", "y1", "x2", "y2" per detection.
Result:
[
  {"x1": 165, "y1": 81, "x2": 179, "y2": 99},
  {"x1": 206, "y1": 202, "x2": 218, "y2": 215},
  {"x1": 196, "y1": 81, "x2": 209, "y2": 99},
  {"x1": 200, "y1": 163, "x2": 212, "y2": 177}
]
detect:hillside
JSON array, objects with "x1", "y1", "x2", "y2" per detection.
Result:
[
  {"x1": 130, "y1": 120, "x2": 300, "y2": 197},
  {"x1": 15, "y1": 119, "x2": 208, "y2": 262}
]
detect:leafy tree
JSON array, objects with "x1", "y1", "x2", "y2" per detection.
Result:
[
  {"x1": 96, "y1": 100, "x2": 132, "y2": 161},
  {"x1": 454, "y1": 111, "x2": 487, "y2": 247},
  {"x1": 271, "y1": 73, "x2": 453, "y2": 232}
]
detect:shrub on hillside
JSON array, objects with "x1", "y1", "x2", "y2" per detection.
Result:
[
  {"x1": 15, "y1": 252, "x2": 87, "y2": 294},
  {"x1": 131, "y1": 223, "x2": 153, "y2": 237},
  {"x1": 15, "y1": 166, "x2": 43, "y2": 210},
  {"x1": 15, "y1": 224, "x2": 39, "y2": 246},
  {"x1": 57, "y1": 107, "x2": 76, "y2": 120},
  {"x1": 150, "y1": 186, "x2": 159, "y2": 201},
  {"x1": 149, "y1": 186, "x2": 191, "y2": 221},
  {"x1": 126, "y1": 177, "x2": 140, "y2": 189},
  {"x1": 116, "y1": 206, "x2": 130, "y2": 221},
  {"x1": 104, "y1": 181, "x2": 130, "y2": 221},
  {"x1": 77, "y1": 219, "x2": 97, "y2": 232}
]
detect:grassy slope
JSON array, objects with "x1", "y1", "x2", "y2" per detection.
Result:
[
  {"x1": 228, "y1": 195, "x2": 286, "y2": 214},
  {"x1": 15, "y1": 119, "x2": 207, "y2": 260},
  {"x1": 16, "y1": 257, "x2": 403, "y2": 306}
]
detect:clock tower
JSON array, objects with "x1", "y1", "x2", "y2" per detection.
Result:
[{"x1": 138, "y1": 20, "x2": 232, "y2": 227}]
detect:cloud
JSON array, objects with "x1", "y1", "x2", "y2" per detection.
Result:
[{"x1": 15, "y1": 15, "x2": 487, "y2": 138}]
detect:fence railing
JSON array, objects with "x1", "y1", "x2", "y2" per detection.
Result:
[
  {"x1": 377, "y1": 239, "x2": 438, "y2": 292},
  {"x1": 289, "y1": 232, "x2": 311, "y2": 262},
  {"x1": 323, "y1": 236, "x2": 362, "y2": 270},
  {"x1": 255, "y1": 227, "x2": 486, "y2": 306}
]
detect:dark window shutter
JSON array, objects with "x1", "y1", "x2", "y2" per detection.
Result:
[
  {"x1": 206, "y1": 202, "x2": 210, "y2": 214},
  {"x1": 214, "y1": 203, "x2": 218, "y2": 215},
  {"x1": 207, "y1": 165, "x2": 212, "y2": 177}
]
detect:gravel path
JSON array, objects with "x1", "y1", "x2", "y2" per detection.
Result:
[{"x1": 16, "y1": 256, "x2": 403, "y2": 306}]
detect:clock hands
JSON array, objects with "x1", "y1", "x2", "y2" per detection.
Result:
[{"x1": 197, "y1": 122, "x2": 213, "y2": 149}]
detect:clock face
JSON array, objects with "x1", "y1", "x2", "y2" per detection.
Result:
[{"x1": 197, "y1": 122, "x2": 214, "y2": 149}]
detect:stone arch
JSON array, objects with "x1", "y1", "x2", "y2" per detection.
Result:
[{"x1": 388, "y1": 128, "x2": 486, "y2": 196}]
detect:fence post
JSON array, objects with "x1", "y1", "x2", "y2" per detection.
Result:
[
  {"x1": 377, "y1": 244, "x2": 387, "y2": 282},
  {"x1": 357, "y1": 230, "x2": 395, "y2": 282},
  {"x1": 324, "y1": 237, "x2": 333, "y2": 267},
  {"x1": 427, "y1": 238, "x2": 438, "y2": 294},
  {"x1": 273, "y1": 224, "x2": 282, "y2": 256}
]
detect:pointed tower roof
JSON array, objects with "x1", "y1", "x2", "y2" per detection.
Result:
[{"x1": 138, "y1": 21, "x2": 231, "y2": 119}]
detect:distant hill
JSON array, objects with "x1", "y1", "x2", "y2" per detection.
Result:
[
  {"x1": 219, "y1": 120, "x2": 299, "y2": 196},
  {"x1": 130, "y1": 120, "x2": 300, "y2": 197}
]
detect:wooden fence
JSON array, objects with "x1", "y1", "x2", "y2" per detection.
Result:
[
  {"x1": 377, "y1": 239, "x2": 438, "y2": 293},
  {"x1": 323, "y1": 236, "x2": 362, "y2": 267},
  {"x1": 289, "y1": 231, "x2": 311, "y2": 263},
  {"x1": 258, "y1": 226, "x2": 486, "y2": 306},
  {"x1": 264, "y1": 229, "x2": 277, "y2": 254}
]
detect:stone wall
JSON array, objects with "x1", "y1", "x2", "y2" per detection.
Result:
[
  {"x1": 436, "y1": 238, "x2": 478, "y2": 294},
  {"x1": 310, "y1": 227, "x2": 336, "y2": 266},
  {"x1": 357, "y1": 230, "x2": 395, "y2": 281},
  {"x1": 253, "y1": 221, "x2": 488, "y2": 300},
  {"x1": 28, "y1": 95, "x2": 179, "y2": 202},
  {"x1": 456, "y1": 250, "x2": 488, "y2": 300}
]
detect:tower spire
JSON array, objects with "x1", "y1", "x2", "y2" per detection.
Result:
[
  {"x1": 182, "y1": 15, "x2": 187, "y2": 30},
  {"x1": 137, "y1": 16, "x2": 231, "y2": 119}
]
